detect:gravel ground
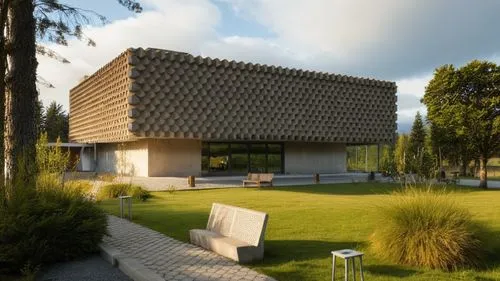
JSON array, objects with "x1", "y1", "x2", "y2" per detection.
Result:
[{"x1": 37, "y1": 255, "x2": 131, "y2": 281}]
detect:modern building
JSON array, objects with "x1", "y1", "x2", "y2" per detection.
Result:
[{"x1": 69, "y1": 48, "x2": 397, "y2": 177}]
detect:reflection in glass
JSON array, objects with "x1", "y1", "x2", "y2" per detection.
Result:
[
  {"x1": 250, "y1": 144, "x2": 267, "y2": 173},
  {"x1": 267, "y1": 144, "x2": 283, "y2": 173},
  {"x1": 202, "y1": 142, "x2": 283, "y2": 175},
  {"x1": 202, "y1": 142, "x2": 209, "y2": 173},
  {"x1": 209, "y1": 143, "x2": 229, "y2": 173},
  {"x1": 231, "y1": 144, "x2": 248, "y2": 174}
]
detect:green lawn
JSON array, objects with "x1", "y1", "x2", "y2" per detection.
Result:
[
  {"x1": 100, "y1": 183, "x2": 500, "y2": 281},
  {"x1": 461, "y1": 175, "x2": 500, "y2": 181}
]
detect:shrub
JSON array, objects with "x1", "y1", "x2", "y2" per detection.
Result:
[
  {"x1": 64, "y1": 180, "x2": 94, "y2": 197},
  {"x1": 370, "y1": 187, "x2": 485, "y2": 271},
  {"x1": 98, "y1": 173, "x2": 116, "y2": 182},
  {"x1": 0, "y1": 186, "x2": 108, "y2": 274},
  {"x1": 36, "y1": 133, "x2": 70, "y2": 175},
  {"x1": 128, "y1": 185, "x2": 152, "y2": 202},
  {"x1": 96, "y1": 184, "x2": 151, "y2": 201},
  {"x1": 36, "y1": 172, "x2": 63, "y2": 192}
]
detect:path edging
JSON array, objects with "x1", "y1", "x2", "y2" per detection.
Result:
[{"x1": 99, "y1": 242, "x2": 164, "y2": 281}]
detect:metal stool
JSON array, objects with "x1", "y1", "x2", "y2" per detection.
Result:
[
  {"x1": 331, "y1": 249, "x2": 364, "y2": 281},
  {"x1": 118, "y1": 195, "x2": 132, "y2": 219}
]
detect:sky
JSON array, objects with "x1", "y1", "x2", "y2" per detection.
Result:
[{"x1": 37, "y1": 0, "x2": 500, "y2": 133}]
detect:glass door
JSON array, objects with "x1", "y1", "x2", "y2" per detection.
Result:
[
  {"x1": 267, "y1": 143, "x2": 283, "y2": 173},
  {"x1": 230, "y1": 144, "x2": 248, "y2": 175},
  {"x1": 249, "y1": 144, "x2": 267, "y2": 173}
]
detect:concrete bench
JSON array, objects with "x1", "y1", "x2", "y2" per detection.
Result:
[
  {"x1": 189, "y1": 203, "x2": 269, "y2": 263},
  {"x1": 242, "y1": 173, "x2": 274, "y2": 187}
]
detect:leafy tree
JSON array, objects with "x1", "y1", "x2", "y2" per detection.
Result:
[
  {"x1": 36, "y1": 132, "x2": 69, "y2": 175},
  {"x1": 394, "y1": 134, "x2": 410, "y2": 174},
  {"x1": 423, "y1": 61, "x2": 500, "y2": 188},
  {"x1": 0, "y1": 0, "x2": 141, "y2": 185},
  {"x1": 429, "y1": 122, "x2": 476, "y2": 176},
  {"x1": 43, "y1": 101, "x2": 68, "y2": 142},
  {"x1": 379, "y1": 144, "x2": 396, "y2": 175}
]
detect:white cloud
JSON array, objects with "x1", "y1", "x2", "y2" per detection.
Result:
[
  {"x1": 220, "y1": 0, "x2": 500, "y2": 79},
  {"x1": 37, "y1": 0, "x2": 220, "y2": 109},
  {"x1": 393, "y1": 74, "x2": 432, "y2": 130},
  {"x1": 36, "y1": 0, "x2": 500, "y2": 133}
]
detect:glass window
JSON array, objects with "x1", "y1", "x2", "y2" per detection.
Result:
[
  {"x1": 202, "y1": 142, "x2": 209, "y2": 173},
  {"x1": 267, "y1": 144, "x2": 283, "y2": 173},
  {"x1": 209, "y1": 143, "x2": 229, "y2": 174},
  {"x1": 231, "y1": 144, "x2": 248, "y2": 174},
  {"x1": 202, "y1": 142, "x2": 283, "y2": 175},
  {"x1": 250, "y1": 144, "x2": 267, "y2": 173}
]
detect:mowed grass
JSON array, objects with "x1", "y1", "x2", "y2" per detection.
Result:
[{"x1": 99, "y1": 183, "x2": 500, "y2": 281}]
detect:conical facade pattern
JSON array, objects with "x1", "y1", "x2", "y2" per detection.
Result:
[{"x1": 70, "y1": 48, "x2": 397, "y2": 144}]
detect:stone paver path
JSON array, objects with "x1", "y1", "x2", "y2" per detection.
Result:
[{"x1": 104, "y1": 216, "x2": 276, "y2": 281}]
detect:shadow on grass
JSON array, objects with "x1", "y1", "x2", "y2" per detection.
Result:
[
  {"x1": 261, "y1": 239, "x2": 367, "y2": 265},
  {"x1": 248, "y1": 240, "x2": 367, "y2": 281},
  {"x1": 363, "y1": 264, "x2": 418, "y2": 278},
  {"x1": 261, "y1": 182, "x2": 500, "y2": 197},
  {"x1": 257, "y1": 239, "x2": 421, "y2": 280},
  {"x1": 260, "y1": 182, "x2": 401, "y2": 196}
]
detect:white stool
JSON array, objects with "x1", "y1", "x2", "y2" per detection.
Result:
[
  {"x1": 118, "y1": 195, "x2": 132, "y2": 219},
  {"x1": 331, "y1": 249, "x2": 364, "y2": 281}
]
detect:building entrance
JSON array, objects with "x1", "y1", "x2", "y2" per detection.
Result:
[{"x1": 202, "y1": 142, "x2": 284, "y2": 176}]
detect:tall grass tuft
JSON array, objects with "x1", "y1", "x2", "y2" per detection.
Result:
[
  {"x1": 370, "y1": 187, "x2": 485, "y2": 271},
  {"x1": 96, "y1": 183, "x2": 151, "y2": 202}
]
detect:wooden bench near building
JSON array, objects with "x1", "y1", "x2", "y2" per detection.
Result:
[
  {"x1": 189, "y1": 203, "x2": 269, "y2": 263},
  {"x1": 242, "y1": 173, "x2": 274, "y2": 187}
]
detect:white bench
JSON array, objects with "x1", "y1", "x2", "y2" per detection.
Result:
[{"x1": 189, "y1": 203, "x2": 269, "y2": 263}]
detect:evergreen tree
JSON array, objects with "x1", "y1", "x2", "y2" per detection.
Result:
[
  {"x1": 0, "y1": 0, "x2": 142, "y2": 185},
  {"x1": 43, "y1": 101, "x2": 68, "y2": 142},
  {"x1": 407, "y1": 112, "x2": 433, "y2": 178},
  {"x1": 408, "y1": 112, "x2": 426, "y2": 163}
]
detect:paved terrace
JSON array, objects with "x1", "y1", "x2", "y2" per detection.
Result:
[
  {"x1": 103, "y1": 216, "x2": 275, "y2": 281},
  {"x1": 118, "y1": 173, "x2": 375, "y2": 191}
]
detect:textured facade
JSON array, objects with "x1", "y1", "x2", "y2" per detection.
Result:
[
  {"x1": 70, "y1": 51, "x2": 131, "y2": 142},
  {"x1": 70, "y1": 47, "x2": 397, "y2": 176},
  {"x1": 70, "y1": 47, "x2": 397, "y2": 144}
]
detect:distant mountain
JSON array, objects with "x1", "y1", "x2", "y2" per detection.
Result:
[{"x1": 397, "y1": 122, "x2": 412, "y2": 133}]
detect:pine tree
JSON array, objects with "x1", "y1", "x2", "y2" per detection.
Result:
[
  {"x1": 408, "y1": 113, "x2": 426, "y2": 159},
  {"x1": 406, "y1": 112, "x2": 437, "y2": 178},
  {"x1": 0, "y1": 0, "x2": 141, "y2": 185},
  {"x1": 43, "y1": 101, "x2": 69, "y2": 142}
]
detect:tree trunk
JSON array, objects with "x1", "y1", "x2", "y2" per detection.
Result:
[
  {"x1": 479, "y1": 157, "x2": 488, "y2": 189},
  {"x1": 474, "y1": 158, "x2": 480, "y2": 178},
  {"x1": 0, "y1": 0, "x2": 10, "y2": 179},
  {"x1": 460, "y1": 159, "x2": 468, "y2": 177},
  {"x1": 4, "y1": 0, "x2": 37, "y2": 186}
]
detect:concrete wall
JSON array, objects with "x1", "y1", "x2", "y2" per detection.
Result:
[
  {"x1": 79, "y1": 147, "x2": 96, "y2": 172},
  {"x1": 96, "y1": 140, "x2": 149, "y2": 177},
  {"x1": 148, "y1": 139, "x2": 201, "y2": 177},
  {"x1": 284, "y1": 142, "x2": 346, "y2": 174}
]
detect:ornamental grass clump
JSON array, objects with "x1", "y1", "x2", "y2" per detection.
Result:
[
  {"x1": 370, "y1": 187, "x2": 485, "y2": 271},
  {"x1": 96, "y1": 183, "x2": 151, "y2": 201}
]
